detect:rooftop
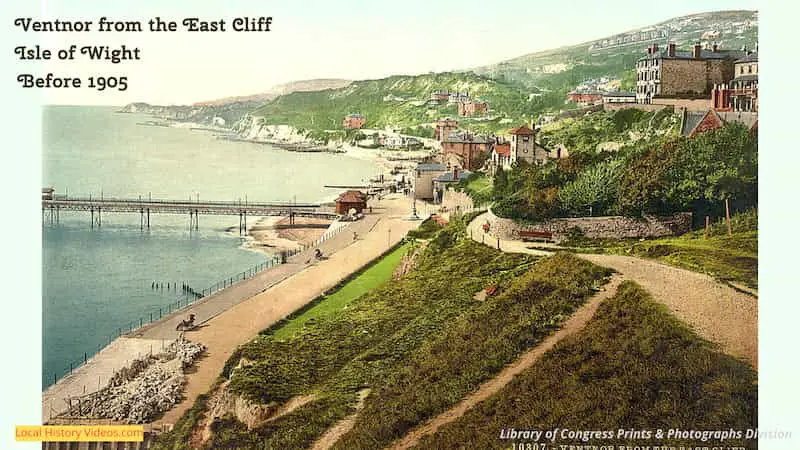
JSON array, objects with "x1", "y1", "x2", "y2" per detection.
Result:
[
  {"x1": 568, "y1": 90, "x2": 604, "y2": 96},
  {"x1": 638, "y1": 48, "x2": 746, "y2": 62},
  {"x1": 732, "y1": 74, "x2": 758, "y2": 83},
  {"x1": 509, "y1": 125, "x2": 535, "y2": 135},
  {"x1": 415, "y1": 163, "x2": 447, "y2": 172},
  {"x1": 336, "y1": 190, "x2": 367, "y2": 203},
  {"x1": 603, "y1": 91, "x2": 636, "y2": 97},
  {"x1": 494, "y1": 143, "x2": 511, "y2": 157},
  {"x1": 735, "y1": 52, "x2": 758, "y2": 63},
  {"x1": 444, "y1": 131, "x2": 492, "y2": 144},
  {"x1": 434, "y1": 170, "x2": 472, "y2": 183}
]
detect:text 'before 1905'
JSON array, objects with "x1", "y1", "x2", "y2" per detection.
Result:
[{"x1": 17, "y1": 74, "x2": 128, "y2": 91}]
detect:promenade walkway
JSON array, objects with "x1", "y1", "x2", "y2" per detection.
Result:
[
  {"x1": 156, "y1": 193, "x2": 419, "y2": 425},
  {"x1": 42, "y1": 194, "x2": 421, "y2": 423}
]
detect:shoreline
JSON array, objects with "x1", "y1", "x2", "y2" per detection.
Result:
[
  {"x1": 241, "y1": 215, "x2": 335, "y2": 254},
  {"x1": 43, "y1": 193, "x2": 422, "y2": 424}
]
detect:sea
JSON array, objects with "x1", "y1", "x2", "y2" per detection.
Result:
[{"x1": 42, "y1": 105, "x2": 380, "y2": 387}]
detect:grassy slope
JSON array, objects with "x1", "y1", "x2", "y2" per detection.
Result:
[
  {"x1": 245, "y1": 12, "x2": 756, "y2": 136},
  {"x1": 475, "y1": 10, "x2": 758, "y2": 90},
  {"x1": 333, "y1": 252, "x2": 611, "y2": 449},
  {"x1": 271, "y1": 242, "x2": 410, "y2": 340},
  {"x1": 155, "y1": 217, "x2": 613, "y2": 450},
  {"x1": 419, "y1": 281, "x2": 757, "y2": 449},
  {"x1": 459, "y1": 173, "x2": 494, "y2": 204},
  {"x1": 155, "y1": 217, "x2": 537, "y2": 449},
  {"x1": 251, "y1": 71, "x2": 554, "y2": 134}
]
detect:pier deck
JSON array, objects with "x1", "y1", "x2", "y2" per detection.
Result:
[{"x1": 42, "y1": 196, "x2": 339, "y2": 231}]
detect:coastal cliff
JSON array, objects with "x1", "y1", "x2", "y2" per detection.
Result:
[{"x1": 119, "y1": 101, "x2": 261, "y2": 127}]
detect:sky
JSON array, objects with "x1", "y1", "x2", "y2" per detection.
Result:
[{"x1": 12, "y1": 0, "x2": 758, "y2": 105}]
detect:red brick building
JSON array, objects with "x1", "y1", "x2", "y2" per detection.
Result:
[
  {"x1": 458, "y1": 100, "x2": 489, "y2": 117},
  {"x1": 566, "y1": 90, "x2": 604, "y2": 107},
  {"x1": 442, "y1": 131, "x2": 492, "y2": 171},
  {"x1": 335, "y1": 190, "x2": 367, "y2": 214},
  {"x1": 343, "y1": 113, "x2": 366, "y2": 129}
]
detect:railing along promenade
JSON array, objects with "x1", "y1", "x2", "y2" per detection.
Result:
[{"x1": 45, "y1": 215, "x2": 353, "y2": 388}]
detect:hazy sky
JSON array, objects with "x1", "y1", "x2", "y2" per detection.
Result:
[{"x1": 15, "y1": 0, "x2": 757, "y2": 105}]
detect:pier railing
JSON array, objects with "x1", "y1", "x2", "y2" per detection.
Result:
[{"x1": 45, "y1": 219, "x2": 353, "y2": 389}]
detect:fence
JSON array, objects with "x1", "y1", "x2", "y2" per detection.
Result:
[{"x1": 45, "y1": 220, "x2": 354, "y2": 389}]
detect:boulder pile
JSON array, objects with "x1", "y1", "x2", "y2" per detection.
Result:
[{"x1": 67, "y1": 337, "x2": 206, "y2": 423}]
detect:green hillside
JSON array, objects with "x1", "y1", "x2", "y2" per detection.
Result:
[
  {"x1": 474, "y1": 10, "x2": 758, "y2": 90},
  {"x1": 246, "y1": 11, "x2": 756, "y2": 136},
  {"x1": 251, "y1": 71, "x2": 557, "y2": 135}
]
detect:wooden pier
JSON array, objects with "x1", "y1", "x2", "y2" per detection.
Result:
[{"x1": 42, "y1": 196, "x2": 337, "y2": 234}]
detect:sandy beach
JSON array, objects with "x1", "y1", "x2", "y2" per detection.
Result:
[{"x1": 244, "y1": 216, "x2": 334, "y2": 253}]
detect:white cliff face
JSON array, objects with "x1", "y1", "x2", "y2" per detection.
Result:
[{"x1": 233, "y1": 115, "x2": 310, "y2": 143}]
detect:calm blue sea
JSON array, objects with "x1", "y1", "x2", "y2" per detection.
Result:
[{"x1": 42, "y1": 105, "x2": 380, "y2": 387}]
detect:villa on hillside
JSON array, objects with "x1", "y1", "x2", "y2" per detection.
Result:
[
  {"x1": 490, "y1": 125, "x2": 567, "y2": 170},
  {"x1": 343, "y1": 113, "x2": 366, "y2": 129},
  {"x1": 441, "y1": 131, "x2": 492, "y2": 171},
  {"x1": 448, "y1": 92, "x2": 470, "y2": 104},
  {"x1": 458, "y1": 100, "x2": 489, "y2": 117},
  {"x1": 712, "y1": 51, "x2": 758, "y2": 112},
  {"x1": 566, "y1": 90, "x2": 604, "y2": 107},
  {"x1": 429, "y1": 90, "x2": 450, "y2": 105},
  {"x1": 635, "y1": 42, "x2": 745, "y2": 104}
]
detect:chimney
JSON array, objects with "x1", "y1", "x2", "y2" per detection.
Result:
[
  {"x1": 712, "y1": 42, "x2": 719, "y2": 52},
  {"x1": 693, "y1": 43, "x2": 702, "y2": 59},
  {"x1": 668, "y1": 42, "x2": 676, "y2": 57},
  {"x1": 453, "y1": 167, "x2": 459, "y2": 180}
]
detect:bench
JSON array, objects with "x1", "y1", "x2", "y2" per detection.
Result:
[{"x1": 518, "y1": 230, "x2": 553, "y2": 243}]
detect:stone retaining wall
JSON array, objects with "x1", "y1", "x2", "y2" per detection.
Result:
[{"x1": 483, "y1": 209, "x2": 692, "y2": 242}]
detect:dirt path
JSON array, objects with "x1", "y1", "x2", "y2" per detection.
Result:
[
  {"x1": 311, "y1": 389, "x2": 371, "y2": 450},
  {"x1": 389, "y1": 275, "x2": 625, "y2": 450},
  {"x1": 580, "y1": 254, "x2": 758, "y2": 369},
  {"x1": 154, "y1": 194, "x2": 420, "y2": 426},
  {"x1": 467, "y1": 213, "x2": 758, "y2": 370}
]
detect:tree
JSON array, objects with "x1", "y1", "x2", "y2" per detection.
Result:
[
  {"x1": 558, "y1": 158, "x2": 624, "y2": 216},
  {"x1": 617, "y1": 124, "x2": 757, "y2": 217}
]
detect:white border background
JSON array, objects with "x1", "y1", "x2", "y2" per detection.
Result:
[{"x1": 0, "y1": 1, "x2": 797, "y2": 449}]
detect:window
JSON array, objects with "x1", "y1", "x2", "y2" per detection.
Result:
[{"x1": 749, "y1": 65, "x2": 752, "y2": 74}]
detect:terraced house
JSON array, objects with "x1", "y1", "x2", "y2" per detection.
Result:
[
  {"x1": 635, "y1": 42, "x2": 744, "y2": 104},
  {"x1": 712, "y1": 51, "x2": 758, "y2": 112}
]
